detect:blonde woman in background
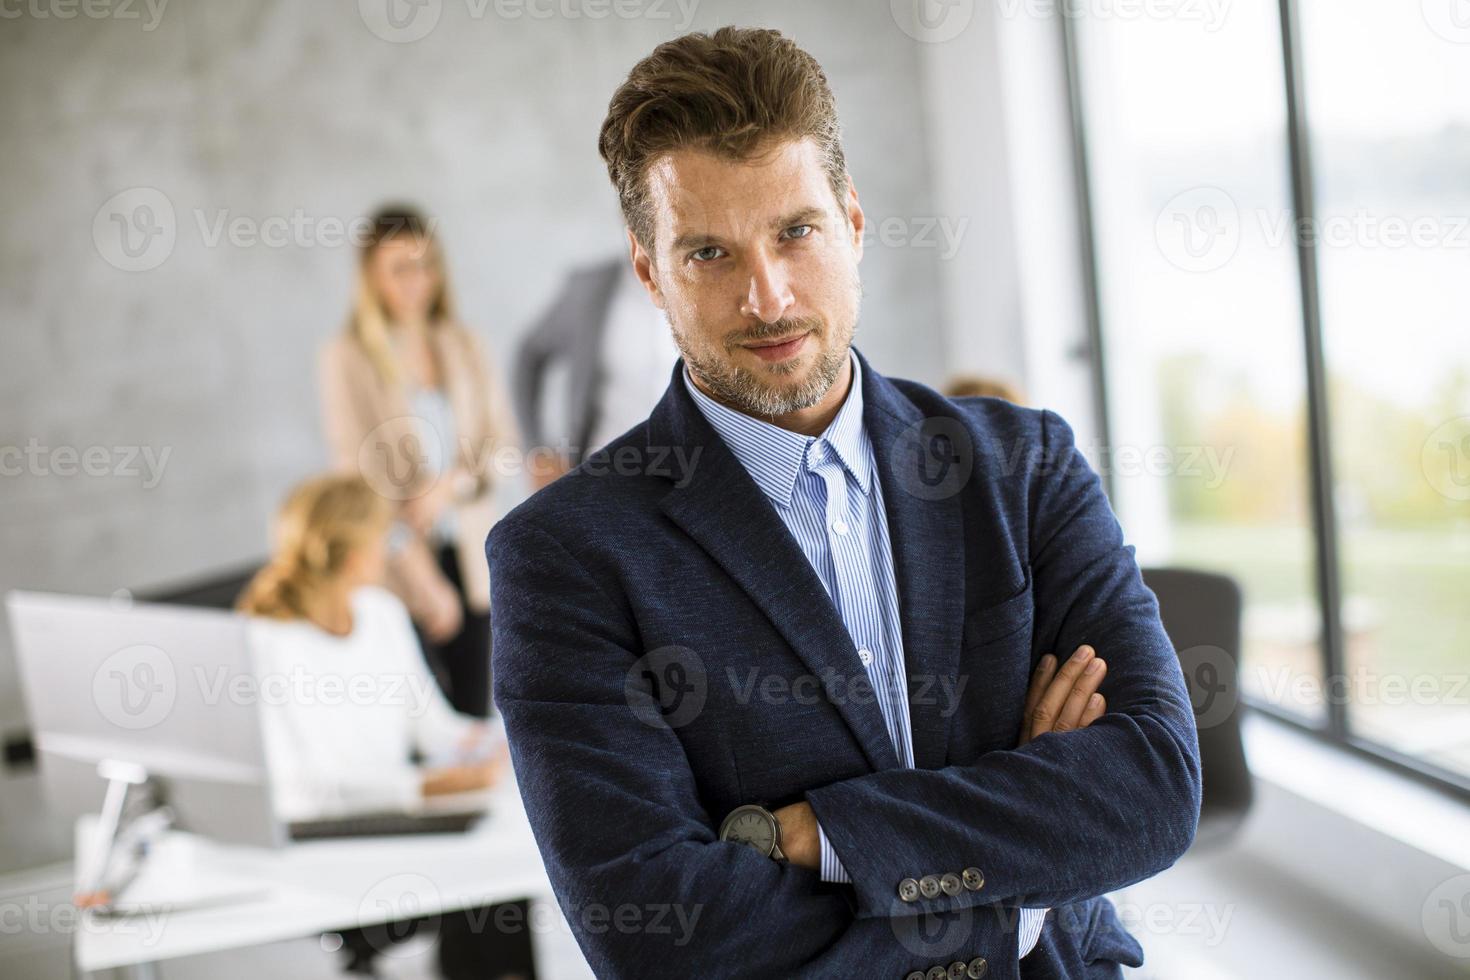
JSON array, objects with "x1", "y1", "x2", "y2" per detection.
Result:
[
  {"x1": 236, "y1": 474, "x2": 502, "y2": 816},
  {"x1": 320, "y1": 206, "x2": 518, "y2": 719},
  {"x1": 238, "y1": 474, "x2": 534, "y2": 980}
]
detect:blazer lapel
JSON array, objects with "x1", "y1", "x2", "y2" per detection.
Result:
[
  {"x1": 859, "y1": 352, "x2": 967, "y2": 772},
  {"x1": 649, "y1": 366, "x2": 903, "y2": 773}
]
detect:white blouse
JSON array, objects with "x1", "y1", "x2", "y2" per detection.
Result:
[{"x1": 247, "y1": 586, "x2": 486, "y2": 820}]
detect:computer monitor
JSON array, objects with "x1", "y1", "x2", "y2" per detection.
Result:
[{"x1": 5, "y1": 590, "x2": 283, "y2": 849}]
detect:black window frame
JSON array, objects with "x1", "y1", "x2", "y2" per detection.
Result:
[{"x1": 1059, "y1": 0, "x2": 1470, "y2": 804}]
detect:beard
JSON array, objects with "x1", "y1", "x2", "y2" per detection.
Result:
[{"x1": 668, "y1": 274, "x2": 861, "y2": 420}]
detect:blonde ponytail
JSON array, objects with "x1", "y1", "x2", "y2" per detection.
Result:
[{"x1": 238, "y1": 474, "x2": 391, "y2": 629}]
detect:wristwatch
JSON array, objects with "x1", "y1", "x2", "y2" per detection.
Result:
[{"x1": 718, "y1": 804, "x2": 785, "y2": 861}]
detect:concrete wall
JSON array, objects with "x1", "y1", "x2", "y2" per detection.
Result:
[{"x1": 0, "y1": 0, "x2": 976, "y2": 733}]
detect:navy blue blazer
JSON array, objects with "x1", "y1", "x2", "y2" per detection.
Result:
[{"x1": 488, "y1": 349, "x2": 1202, "y2": 980}]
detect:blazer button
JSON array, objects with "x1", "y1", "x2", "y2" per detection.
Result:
[
  {"x1": 904, "y1": 973, "x2": 925, "y2": 980},
  {"x1": 919, "y1": 875, "x2": 942, "y2": 899},
  {"x1": 961, "y1": 867, "x2": 985, "y2": 891},
  {"x1": 898, "y1": 878, "x2": 921, "y2": 902},
  {"x1": 939, "y1": 872, "x2": 963, "y2": 896},
  {"x1": 947, "y1": 961, "x2": 968, "y2": 979},
  {"x1": 967, "y1": 956, "x2": 989, "y2": 978},
  {"x1": 926, "y1": 968, "x2": 948, "y2": 980}
]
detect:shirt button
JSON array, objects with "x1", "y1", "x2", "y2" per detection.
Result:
[
  {"x1": 831, "y1": 518, "x2": 849, "y2": 535},
  {"x1": 858, "y1": 648, "x2": 874, "y2": 667}
]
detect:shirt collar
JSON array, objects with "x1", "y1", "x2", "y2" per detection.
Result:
[{"x1": 682, "y1": 350, "x2": 872, "y2": 509}]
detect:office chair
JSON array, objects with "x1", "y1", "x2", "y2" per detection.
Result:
[
  {"x1": 1141, "y1": 567, "x2": 1254, "y2": 851},
  {"x1": 141, "y1": 563, "x2": 263, "y2": 609}
]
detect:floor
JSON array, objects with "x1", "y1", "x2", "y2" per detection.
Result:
[{"x1": 1113, "y1": 840, "x2": 1468, "y2": 979}]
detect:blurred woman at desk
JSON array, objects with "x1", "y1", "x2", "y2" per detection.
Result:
[
  {"x1": 238, "y1": 474, "x2": 534, "y2": 980},
  {"x1": 320, "y1": 205, "x2": 517, "y2": 719},
  {"x1": 238, "y1": 474, "x2": 501, "y2": 817}
]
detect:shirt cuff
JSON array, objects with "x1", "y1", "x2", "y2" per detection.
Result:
[
  {"x1": 815, "y1": 821, "x2": 851, "y2": 884},
  {"x1": 1019, "y1": 906, "x2": 1048, "y2": 958}
]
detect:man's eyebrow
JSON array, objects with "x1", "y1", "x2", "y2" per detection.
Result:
[
  {"x1": 773, "y1": 206, "x2": 825, "y2": 230},
  {"x1": 671, "y1": 229, "x2": 723, "y2": 253},
  {"x1": 669, "y1": 206, "x2": 829, "y2": 254}
]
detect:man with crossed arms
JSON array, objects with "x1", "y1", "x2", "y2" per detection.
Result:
[{"x1": 488, "y1": 27, "x2": 1200, "y2": 980}]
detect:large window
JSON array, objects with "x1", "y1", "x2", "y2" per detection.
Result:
[
  {"x1": 1297, "y1": 0, "x2": 1470, "y2": 778},
  {"x1": 1071, "y1": 0, "x2": 1470, "y2": 789},
  {"x1": 1072, "y1": 4, "x2": 1324, "y2": 723}
]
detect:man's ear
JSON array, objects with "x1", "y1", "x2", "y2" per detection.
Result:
[
  {"x1": 628, "y1": 229, "x2": 666, "y2": 310},
  {"x1": 844, "y1": 173, "x2": 865, "y2": 263}
]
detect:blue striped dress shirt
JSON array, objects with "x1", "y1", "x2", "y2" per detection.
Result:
[{"x1": 682, "y1": 353, "x2": 1046, "y2": 959}]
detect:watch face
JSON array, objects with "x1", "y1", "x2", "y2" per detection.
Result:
[{"x1": 720, "y1": 805, "x2": 776, "y2": 856}]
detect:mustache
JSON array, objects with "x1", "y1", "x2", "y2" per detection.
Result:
[{"x1": 728, "y1": 316, "x2": 825, "y2": 349}]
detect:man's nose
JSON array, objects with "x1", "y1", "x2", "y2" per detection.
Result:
[{"x1": 740, "y1": 253, "x2": 795, "y2": 324}]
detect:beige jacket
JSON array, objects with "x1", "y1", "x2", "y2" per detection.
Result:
[{"x1": 319, "y1": 323, "x2": 517, "y2": 617}]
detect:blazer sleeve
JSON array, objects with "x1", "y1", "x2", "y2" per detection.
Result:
[
  {"x1": 488, "y1": 518, "x2": 1029, "y2": 979},
  {"x1": 805, "y1": 408, "x2": 1202, "y2": 920},
  {"x1": 511, "y1": 302, "x2": 562, "y2": 453}
]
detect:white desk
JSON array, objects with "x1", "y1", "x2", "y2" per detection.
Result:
[{"x1": 72, "y1": 781, "x2": 558, "y2": 977}]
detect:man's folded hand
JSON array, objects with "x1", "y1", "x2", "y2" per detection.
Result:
[{"x1": 1018, "y1": 644, "x2": 1108, "y2": 746}]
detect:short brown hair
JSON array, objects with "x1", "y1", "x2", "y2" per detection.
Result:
[{"x1": 598, "y1": 27, "x2": 848, "y2": 250}]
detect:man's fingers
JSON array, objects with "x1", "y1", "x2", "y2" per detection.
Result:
[
  {"x1": 1079, "y1": 692, "x2": 1106, "y2": 727},
  {"x1": 1028, "y1": 645, "x2": 1096, "y2": 738},
  {"x1": 1021, "y1": 654, "x2": 1056, "y2": 732},
  {"x1": 1055, "y1": 657, "x2": 1106, "y2": 732}
]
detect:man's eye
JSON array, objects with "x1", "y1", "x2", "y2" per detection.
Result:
[
  {"x1": 691, "y1": 246, "x2": 725, "y2": 262},
  {"x1": 784, "y1": 225, "x2": 814, "y2": 240}
]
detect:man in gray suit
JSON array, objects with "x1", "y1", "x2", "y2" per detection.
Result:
[{"x1": 513, "y1": 257, "x2": 677, "y2": 486}]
